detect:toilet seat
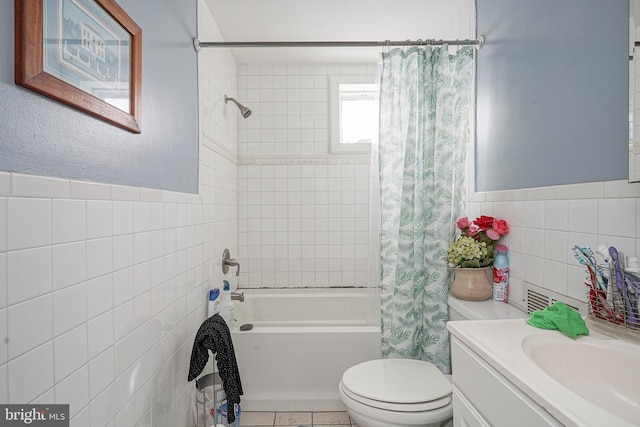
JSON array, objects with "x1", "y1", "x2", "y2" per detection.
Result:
[
  {"x1": 340, "y1": 359, "x2": 451, "y2": 412},
  {"x1": 340, "y1": 381, "x2": 451, "y2": 412}
]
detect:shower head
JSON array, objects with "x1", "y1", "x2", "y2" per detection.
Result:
[{"x1": 224, "y1": 95, "x2": 252, "y2": 118}]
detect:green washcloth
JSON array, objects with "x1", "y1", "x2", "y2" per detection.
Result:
[{"x1": 526, "y1": 301, "x2": 589, "y2": 339}]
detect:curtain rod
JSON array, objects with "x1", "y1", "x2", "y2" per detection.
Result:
[{"x1": 193, "y1": 35, "x2": 484, "y2": 52}]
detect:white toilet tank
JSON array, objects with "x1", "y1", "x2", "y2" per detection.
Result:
[{"x1": 447, "y1": 295, "x2": 527, "y2": 321}]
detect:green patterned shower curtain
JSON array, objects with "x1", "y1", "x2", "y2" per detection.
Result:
[{"x1": 378, "y1": 46, "x2": 473, "y2": 373}]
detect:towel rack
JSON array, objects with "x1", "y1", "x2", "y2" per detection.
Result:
[{"x1": 195, "y1": 358, "x2": 226, "y2": 427}]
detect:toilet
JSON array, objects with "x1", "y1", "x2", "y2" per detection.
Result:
[{"x1": 338, "y1": 295, "x2": 527, "y2": 427}]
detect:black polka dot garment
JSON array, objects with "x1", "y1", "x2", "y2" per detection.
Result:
[{"x1": 188, "y1": 313, "x2": 243, "y2": 423}]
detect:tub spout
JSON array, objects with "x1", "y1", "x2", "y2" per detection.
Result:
[
  {"x1": 231, "y1": 291, "x2": 244, "y2": 302},
  {"x1": 222, "y1": 248, "x2": 240, "y2": 276}
]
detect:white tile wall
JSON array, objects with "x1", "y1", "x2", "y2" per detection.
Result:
[
  {"x1": 237, "y1": 63, "x2": 377, "y2": 158},
  {"x1": 467, "y1": 168, "x2": 640, "y2": 307},
  {"x1": 0, "y1": 3, "x2": 238, "y2": 427},
  {"x1": 0, "y1": 169, "x2": 237, "y2": 425},
  {"x1": 7, "y1": 198, "x2": 52, "y2": 250},
  {"x1": 8, "y1": 341, "x2": 54, "y2": 404},
  {"x1": 237, "y1": 63, "x2": 375, "y2": 288}
]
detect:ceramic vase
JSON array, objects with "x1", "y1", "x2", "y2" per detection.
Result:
[{"x1": 450, "y1": 267, "x2": 493, "y2": 301}]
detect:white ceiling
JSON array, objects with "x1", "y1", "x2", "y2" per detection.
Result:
[{"x1": 203, "y1": 0, "x2": 476, "y2": 64}]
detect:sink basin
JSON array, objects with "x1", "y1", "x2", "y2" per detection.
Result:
[{"x1": 522, "y1": 333, "x2": 640, "y2": 425}]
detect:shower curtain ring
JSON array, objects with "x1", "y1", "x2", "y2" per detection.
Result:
[{"x1": 476, "y1": 35, "x2": 486, "y2": 49}]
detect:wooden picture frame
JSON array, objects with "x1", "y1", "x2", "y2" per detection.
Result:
[{"x1": 15, "y1": 0, "x2": 142, "y2": 133}]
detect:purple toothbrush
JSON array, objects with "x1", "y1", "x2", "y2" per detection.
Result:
[{"x1": 609, "y1": 246, "x2": 638, "y2": 325}]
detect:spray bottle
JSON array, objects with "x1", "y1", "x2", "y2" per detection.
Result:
[
  {"x1": 220, "y1": 280, "x2": 235, "y2": 327},
  {"x1": 492, "y1": 245, "x2": 509, "y2": 302}
]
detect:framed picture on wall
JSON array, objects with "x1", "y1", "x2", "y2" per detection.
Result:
[{"x1": 15, "y1": 0, "x2": 142, "y2": 133}]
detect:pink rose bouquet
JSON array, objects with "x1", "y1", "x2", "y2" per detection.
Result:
[{"x1": 448, "y1": 215, "x2": 509, "y2": 268}]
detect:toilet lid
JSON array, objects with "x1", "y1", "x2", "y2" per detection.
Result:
[{"x1": 341, "y1": 359, "x2": 451, "y2": 404}]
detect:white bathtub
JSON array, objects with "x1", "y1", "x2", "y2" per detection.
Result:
[{"x1": 230, "y1": 288, "x2": 382, "y2": 411}]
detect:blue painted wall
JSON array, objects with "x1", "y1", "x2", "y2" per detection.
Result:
[
  {"x1": 0, "y1": 0, "x2": 199, "y2": 193},
  {"x1": 476, "y1": 0, "x2": 628, "y2": 191}
]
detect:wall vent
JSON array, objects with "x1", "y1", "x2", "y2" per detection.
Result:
[{"x1": 524, "y1": 283, "x2": 587, "y2": 315}]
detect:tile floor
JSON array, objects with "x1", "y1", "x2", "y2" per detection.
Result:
[{"x1": 239, "y1": 411, "x2": 358, "y2": 427}]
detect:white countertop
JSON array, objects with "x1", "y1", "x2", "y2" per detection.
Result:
[
  {"x1": 448, "y1": 294, "x2": 527, "y2": 320},
  {"x1": 447, "y1": 319, "x2": 639, "y2": 427}
]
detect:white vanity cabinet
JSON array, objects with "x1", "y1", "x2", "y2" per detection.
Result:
[
  {"x1": 452, "y1": 385, "x2": 489, "y2": 427},
  {"x1": 450, "y1": 337, "x2": 563, "y2": 427}
]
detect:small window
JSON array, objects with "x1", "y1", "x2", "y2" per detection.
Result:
[{"x1": 329, "y1": 75, "x2": 378, "y2": 154}]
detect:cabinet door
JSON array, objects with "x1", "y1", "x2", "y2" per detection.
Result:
[
  {"x1": 453, "y1": 386, "x2": 490, "y2": 427},
  {"x1": 451, "y1": 338, "x2": 563, "y2": 427}
]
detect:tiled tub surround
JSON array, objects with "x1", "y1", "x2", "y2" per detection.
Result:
[
  {"x1": 236, "y1": 63, "x2": 378, "y2": 159},
  {"x1": 238, "y1": 162, "x2": 371, "y2": 289},
  {"x1": 236, "y1": 64, "x2": 376, "y2": 289}
]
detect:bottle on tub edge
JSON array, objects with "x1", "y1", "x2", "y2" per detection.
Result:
[
  {"x1": 208, "y1": 287, "x2": 221, "y2": 317},
  {"x1": 220, "y1": 280, "x2": 235, "y2": 327}
]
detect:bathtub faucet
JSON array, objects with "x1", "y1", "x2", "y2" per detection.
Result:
[
  {"x1": 231, "y1": 291, "x2": 245, "y2": 302},
  {"x1": 221, "y1": 248, "x2": 240, "y2": 276}
]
